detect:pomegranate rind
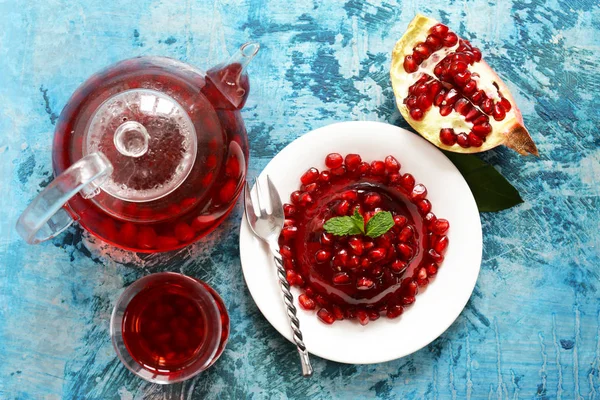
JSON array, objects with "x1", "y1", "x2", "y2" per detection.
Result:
[{"x1": 390, "y1": 14, "x2": 538, "y2": 156}]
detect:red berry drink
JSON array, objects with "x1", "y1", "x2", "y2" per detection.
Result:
[{"x1": 111, "y1": 273, "x2": 229, "y2": 383}]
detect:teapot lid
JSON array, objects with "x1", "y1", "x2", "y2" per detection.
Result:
[{"x1": 84, "y1": 89, "x2": 197, "y2": 202}]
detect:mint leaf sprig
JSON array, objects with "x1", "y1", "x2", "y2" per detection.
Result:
[{"x1": 323, "y1": 208, "x2": 395, "y2": 238}]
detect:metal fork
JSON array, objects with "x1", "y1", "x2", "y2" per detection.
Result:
[{"x1": 244, "y1": 176, "x2": 313, "y2": 377}]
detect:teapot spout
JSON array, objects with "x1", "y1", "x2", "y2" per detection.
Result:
[{"x1": 204, "y1": 42, "x2": 260, "y2": 110}]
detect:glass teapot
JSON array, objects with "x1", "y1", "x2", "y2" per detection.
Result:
[{"x1": 16, "y1": 42, "x2": 259, "y2": 253}]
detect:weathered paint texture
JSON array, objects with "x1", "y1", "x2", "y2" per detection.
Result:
[{"x1": 1, "y1": 0, "x2": 599, "y2": 398}]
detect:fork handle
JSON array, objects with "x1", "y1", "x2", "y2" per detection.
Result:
[{"x1": 273, "y1": 252, "x2": 313, "y2": 377}]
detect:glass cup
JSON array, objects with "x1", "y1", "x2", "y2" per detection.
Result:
[{"x1": 110, "y1": 272, "x2": 229, "y2": 384}]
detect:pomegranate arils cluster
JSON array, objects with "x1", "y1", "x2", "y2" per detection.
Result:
[
  {"x1": 279, "y1": 152, "x2": 450, "y2": 325},
  {"x1": 402, "y1": 23, "x2": 514, "y2": 149}
]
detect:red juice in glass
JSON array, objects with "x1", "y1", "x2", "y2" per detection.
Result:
[{"x1": 111, "y1": 273, "x2": 229, "y2": 383}]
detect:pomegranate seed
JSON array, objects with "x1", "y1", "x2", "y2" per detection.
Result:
[
  {"x1": 432, "y1": 218, "x2": 450, "y2": 234},
  {"x1": 331, "y1": 305, "x2": 344, "y2": 320},
  {"x1": 206, "y1": 154, "x2": 217, "y2": 169},
  {"x1": 468, "y1": 132, "x2": 483, "y2": 147},
  {"x1": 383, "y1": 155, "x2": 400, "y2": 174},
  {"x1": 404, "y1": 279, "x2": 419, "y2": 297},
  {"x1": 470, "y1": 90, "x2": 485, "y2": 105},
  {"x1": 417, "y1": 94, "x2": 433, "y2": 110},
  {"x1": 393, "y1": 215, "x2": 408, "y2": 229},
  {"x1": 334, "y1": 249, "x2": 349, "y2": 267},
  {"x1": 375, "y1": 232, "x2": 393, "y2": 249},
  {"x1": 341, "y1": 190, "x2": 358, "y2": 201},
  {"x1": 439, "y1": 105, "x2": 453, "y2": 116},
  {"x1": 457, "y1": 133, "x2": 470, "y2": 148},
  {"x1": 413, "y1": 43, "x2": 432, "y2": 60},
  {"x1": 428, "y1": 81, "x2": 443, "y2": 98},
  {"x1": 473, "y1": 114, "x2": 489, "y2": 125},
  {"x1": 315, "y1": 171, "x2": 330, "y2": 185},
  {"x1": 357, "y1": 310, "x2": 370, "y2": 325},
  {"x1": 137, "y1": 227, "x2": 157, "y2": 250},
  {"x1": 369, "y1": 161, "x2": 385, "y2": 176},
  {"x1": 360, "y1": 257, "x2": 370, "y2": 268},
  {"x1": 325, "y1": 153, "x2": 343, "y2": 168},
  {"x1": 283, "y1": 257, "x2": 294, "y2": 271},
  {"x1": 440, "y1": 128, "x2": 457, "y2": 146},
  {"x1": 434, "y1": 89, "x2": 447, "y2": 106},
  {"x1": 493, "y1": 103, "x2": 506, "y2": 121},
  {"x1": 317, "y1": 308, "x2": 335, "y2": 325},
  {"x1": 301, "y1": 183, "x2": 318, "y2": 193},
  {"x1": 434, "y1": 235, "x2": 449, "y2": 253},
  {"x1": 391, "y1": 259, "x2": 408, "y2": 274},
  {"x1": 430, "y1": 23, "x2": 449, "y2": 38},
  {"x1": 364, "y1": 240, "x2": 374, "y2": 250},
  {"x1": 332, "y1": 272, "x2": 351, "y2": 285},
  {"x1": 368, "y1": 311, "x2": 380, "y2": 321},
  {"x1": 281, "y1": 226, "x2": 298, "y2": 241},
  {"x1": 416, "y1": 266, "x2": 429, "y2": 286},
  {"x1": 286, "y1": 270, "x2": 302, "y2": 286},
  {"x1": 368, "y1": 248, "x2": 386, "y2": 262},
  {"x1": 473, "y1": 122, "x2": 492, "y2": 137},
  {"x1": 434, "y1": 63, "x2": 444, "y2": 77},
  {"x1": 298, "y1": 192, "x2": 313, "y2": 207},
  {"x1": 415, "y1": 83, "x2": 429, "y2": 95},
  {"x1": 462, "y1": 80, "x2": 477, "y2": 95},
  {"x1": 339, "y1": 155, "x2": 361, "y2": 173},
  {"x1": 403, "y1": 55, "x2": 418, "y2": 73},
  {"x1": 298, "y1": 294, "x2": 316, "y2": 310},
  {"x1": 410, "y1": 184, "x2": 427, "y2": 202},
  {"x1": 388, "y1": 173, "x2": 401, "y2": 186},
  {"x1": 465, "y1": 108, "x2": 482, "y2": 123},
  {"x1": 356, "y1": 162, "x2": 370, "y2": 176},
  {"x1": 410, "y1": 108, "x2": 424, "y2": 121},
  {"x1": 336, "y1": 200, "x2": 351, "y2": 216},
  {"x1": 283, "y1": 204, "x2": 297, "y2": 218},
  {"x1": 443, "y1": 88, "x2": 459, "y2": 105},
  {"x1": 305, "y1": 287, "x2": 315, "y2": 297},
  {"x1": 406, "y1": 96, "x2": 418, "y2": 109},
  {"x1": 348, "y1": 255, "x2": 360, "y2": 269},
  {"x1": 280, "y1": 245, "x2": 292, "y2": 258},
  {"x1": 454, "y1": 98, "x2": 471, "y2": 115},
  {"x1": 321, "y1": 232, "x2": 334, "y2": 246},
  {"x1": 290, "y1": 191, "x2": 302, "y2": 205},
  {"x1": 174, "y1": 222, "x2": 194, "y2": 242},
  {"x1": 426, "y1": 263, "x2": 439, "y2": 276},
  {"x1": 330, "y1": 166, "x2": 346, "y2": 176},
  {"x1": 315, "y1": 249, "x2": 332, "y2": 263},
  {"x1": 443, "y1": 32, "x2": 458, "y2": 47},
  {"x1": 398, "y1": 225, "x2": 414, "y2": 242},
  {"x1": 397, "y1": 243, "x2": 414, "y2": 260},
  {"x1": 348, "y1": 237, "x2": 364, "y2": 255},
  {"x1": 400, "y1": 173, "x2": 415, "y2": 192},
  {"x1": 416, "y1": 199, "x2": 432, "y2": 215},
  {"x1": 300, "y1": 168, "x2": 318, "y2": 185},
  {"x1": 371, "y1": 266, "x2": 383, "y2": 277},
  {"x1": 364, "y1": 211, "x2": 375, "y2": 223},
  {"x1": 472, "y1": 48, "x2": 482, "y2": 62},
  {"x1": 357, "y1": 277, "x2": 375, "y2": 291},
  {"x1": 402, "y1": 296, "x2": 416, "y2": 305},
  {"x1": 157, "y1": 236, "x2": 179, "y2": 248},
  {"x1": 424, "y1": 212, "x2": 437, "y2": 227},
  {"x1": 364, "y1": 192, "x2": 382, "y2": 208},
  {"x1": 225, "y1": 156, "x2": 241, "y2": 177},
  {"x1": 428, "y1": 249, "x2": 444, "y2": 263},
  {"x1": 386, "y1": 305, "x2": 404, "y2": 319},
  {"x1": 481, "y1": 98, "x2": 494, "y2": 114},
  {"x1": 500, "y1": 97, "x2": 512, "y2": 112},
  {"x1": 450, "y1": 61, "x2": 468, "y2": 75},
  {"x1": 425, "y1": 34, "x2": 443, "y2": 51}
]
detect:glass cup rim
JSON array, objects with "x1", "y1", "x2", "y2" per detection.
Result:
[{"x1": 110, "y1": 272, "x2": 222, "y2": 384}]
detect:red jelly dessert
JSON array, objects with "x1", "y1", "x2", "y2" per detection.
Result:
[
  {"x1": 279, "y1": 153, "x2": 449, "y2": 325},
  {"x1": 113, "y1": 273, "x2": 229, "y2": 383}
]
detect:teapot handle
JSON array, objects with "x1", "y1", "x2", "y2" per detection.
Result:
[{"x1": 16, "y1": 152, "x2": 113, "y2": 244}]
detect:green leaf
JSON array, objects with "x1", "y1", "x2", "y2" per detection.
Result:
[
  {"x1": 351, "y1": 208, "x2": 365, "y2": 234},
  {"x1": 323, "y1": 207, "x2": 365, "y2": 236},
  {"x1": 365, "y1": 211, "x2": 395, "y2": 238},
  {"x1": 443, "y1": 151, "x2": 524, "y2": 212}
]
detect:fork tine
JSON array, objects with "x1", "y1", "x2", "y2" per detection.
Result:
[
  {"x1": 266, "y1": 175, "x2": 283, "y2": 219},
  {"x1": 255, "y1": 178, "x2": 269, "y2": 215},
  {"x1": 244, "y1": 181, "x2": 258, "y2": 226}
]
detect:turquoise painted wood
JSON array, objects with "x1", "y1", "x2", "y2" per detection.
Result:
[{"x1": 1, "y1": 0, "x2": 599, "y2": 398}]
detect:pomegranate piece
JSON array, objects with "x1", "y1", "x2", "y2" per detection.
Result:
[
  {"x1": 344, "y1": 154, "x2": 362, "y2": 171},
  {"x1": 317, "y1": 308, "x2": 336, "y2": 325},
  {"x1": 356, "y1": 310, "x2": 370, "y2": 326},
  {"x1": 391, "y1": 14, "x2": 538, "y2": 155},
  {"x1": 298, "y1": 294, "x2": 316, "y2": 310}
]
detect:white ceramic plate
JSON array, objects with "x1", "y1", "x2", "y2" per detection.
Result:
[{"x1": 239, "y1": 121, "x2": 482, "y2": 364}]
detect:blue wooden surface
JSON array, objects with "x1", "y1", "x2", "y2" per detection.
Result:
[{"x1": 1, "y1": 0, "x2": 599, "y2": 398}]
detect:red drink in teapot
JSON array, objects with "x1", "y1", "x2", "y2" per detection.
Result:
[{"x1": 16, "y1": 43, "x2": 259, "y2": 252}]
